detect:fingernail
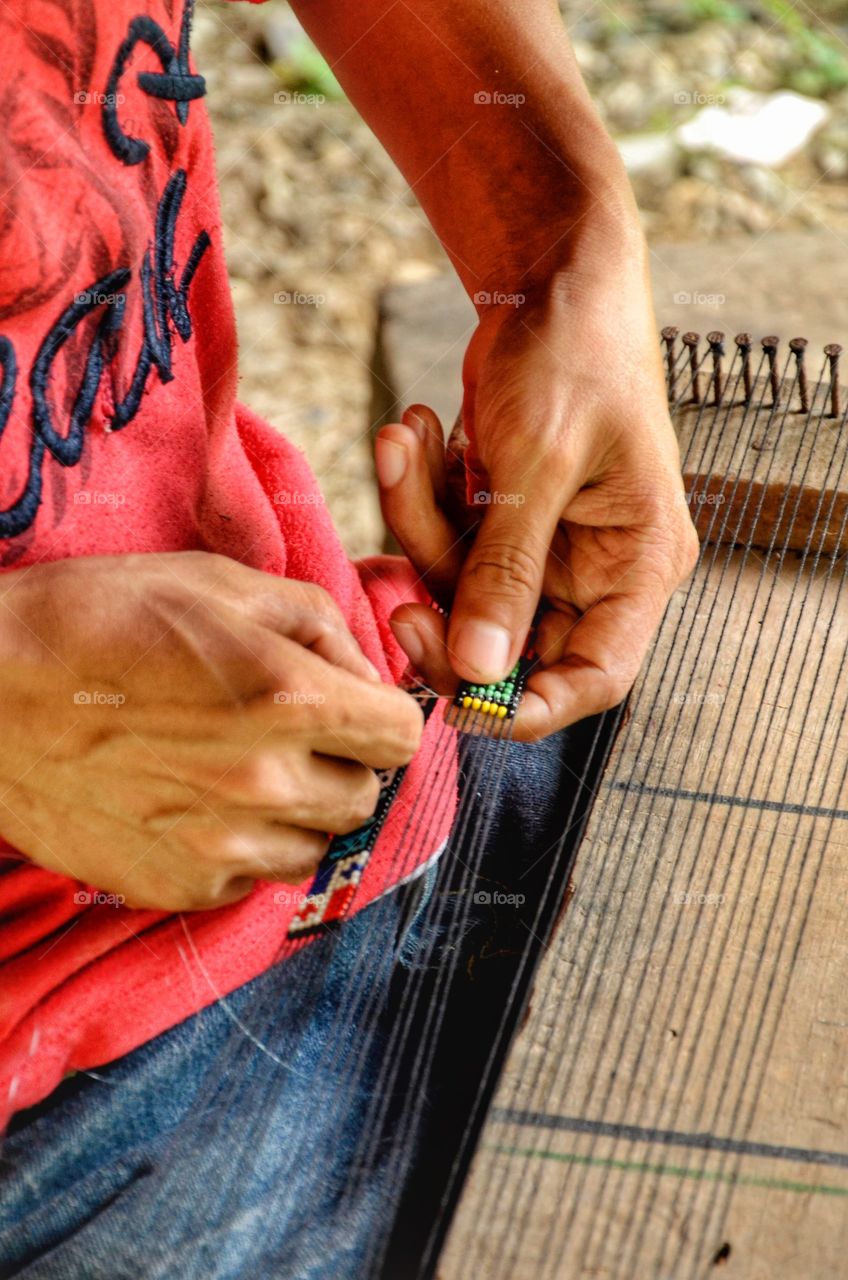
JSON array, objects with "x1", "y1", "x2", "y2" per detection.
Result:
[
  {"x1": 363, "y1": 658, "x2": 382, "y2": 682},
  {"x1": 403, "y1": 409, "x2": 427, "y2": 441},
  {"x1": 453, "y1": 620, "x2": 511, "y2": 680},
  {"x1": 375, "y1": 437, "x2": 407, "y2": 488},
  {"x1": 390, "y1": 620, "x2": 425, "y2": 670}
]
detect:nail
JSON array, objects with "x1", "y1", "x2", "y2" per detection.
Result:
[
  {"x1": 403, "y1": 408, "x2": 427, "y2": 441},
  {"x1": 375, "y1": 437, "x2": 407, "y2": 488},
  {"x1": 390, "y1": 620, "x2": 425, "y2": 670},
  {"x1": 362, "y1": 658, "x2": 382, "y2": 682},
  {"x1": 453, "y1": 620, "x2": 511, "y2": 681}
]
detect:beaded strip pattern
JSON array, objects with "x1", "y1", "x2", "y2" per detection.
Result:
[
  {"x1": 452, "y1": 652, "x2": 534, "y2": 721},
  {"x1": 288, "y1": 640, "x2": 536, "y2": 937},
  {"x1": 288, "y1": 681, "x2": 437, "y2": 937}
]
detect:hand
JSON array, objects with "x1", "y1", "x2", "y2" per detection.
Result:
[
  {"x1": 375, "y1": 268, "x2": 699, "y2": 741},
  {"x1": 0, "y1": 553, "x2": 423, "y2": 910}
]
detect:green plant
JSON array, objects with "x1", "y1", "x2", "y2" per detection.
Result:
[
  {"x1": 272, "y1": 34, "x2": 344, "y2": 100},
  {"x1": 684, "y1": 0, "x2": 749, "y2": 24},
  {"x1": 758, "y1": 0, "x2": 848, "y2": 95}
]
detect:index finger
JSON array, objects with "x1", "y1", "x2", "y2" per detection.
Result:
[{"x1": 264, "y1": 644, "x2": 425, "y2": 769}]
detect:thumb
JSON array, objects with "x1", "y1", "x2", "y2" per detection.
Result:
[{"x1": 447, "y1": 461, "x2": 563, "y2": 682}]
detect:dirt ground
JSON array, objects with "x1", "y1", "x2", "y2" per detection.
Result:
[{"x1": 195, "y1": 0, "x2": 848, "y2": 556}]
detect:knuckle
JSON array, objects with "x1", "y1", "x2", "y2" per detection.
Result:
[
  {"x1": 466, "y1": 541, "x2": 539, "y2": 600},
  {"x1": 222, "y1": 752, "x2": 288, "y2": 807},
  {"x1": 297, "y1": 580, "x2": 337, "y2": 620},
  {"x1": 272, "y1": 832, "x2": 328, "y2": 883},
  {"x1": 352, "y1": 771, "x2": 381, "y2": 824},
  {"x1": 335, "y1": 773, "x2": 381, "y2": 833}
]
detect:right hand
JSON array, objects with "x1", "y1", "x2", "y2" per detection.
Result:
[{"x1": 0, "y1": 552, "x2": 423, "y2": 911}]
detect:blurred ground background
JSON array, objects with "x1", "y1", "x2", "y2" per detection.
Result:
[{"x1": 195, "y1": 0, "x2": 848, "y2": 556}]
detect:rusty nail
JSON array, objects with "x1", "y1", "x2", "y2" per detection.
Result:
[
  {"x1": 789, "y1": 337, "x2": 809, "y2": 413},
  {"x1": 707, "y1": 331, "x2": 726, "y2": 406},
  {"x1": 825, "y1": 343, "x2": 842, "y2": 419},
  {"x1": 661, "y1": 326, "x2": 679, "y2": 401},
  {"x1": 735, "y1": 332, "x2": 753, "y2": 402},
  {"x1": 682, "y1": 332, "x2": 701, "y2": 405},
  {"x1": 762, "y1": 336, "x2": 780, "y2": 407}
]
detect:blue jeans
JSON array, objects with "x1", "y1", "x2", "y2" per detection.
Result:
[{"x1": 0, "y1": 731, "x2": 581, "y2": 1279}]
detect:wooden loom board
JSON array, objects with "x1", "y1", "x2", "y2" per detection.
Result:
[{"x1": 439, "y1": 397, "x2": 848, "y2": 1280}]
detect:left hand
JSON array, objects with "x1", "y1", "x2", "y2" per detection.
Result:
[{"x1": 374, "y1": 270, "x2": 700, "y2": 742}]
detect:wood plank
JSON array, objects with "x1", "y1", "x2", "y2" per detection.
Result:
[{"x1": 441, "y1": 533, "x2": 848, "y2": 1279}]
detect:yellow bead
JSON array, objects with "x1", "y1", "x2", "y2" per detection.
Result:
[
  {"x1": 497, "y1": 705, "x2": 508, "y2": 718},
  {"x1": 481, "y1": 701, "x2": 491, "y2": 714},
  {"x1": 471, "y1": 698, "x2": 482, "y2": 711},
  {"x1": 462, "y1": 696, "x2": 473, "y2": 709}
]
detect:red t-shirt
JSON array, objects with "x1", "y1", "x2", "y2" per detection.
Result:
[{"x1": 0, "y1": 0, "x2": 454, "y2": 1122}]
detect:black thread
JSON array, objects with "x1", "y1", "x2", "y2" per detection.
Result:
[{"x1": 102, "y1": 0, "x2": 205, "y2": 166}]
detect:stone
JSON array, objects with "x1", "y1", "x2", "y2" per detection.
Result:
[
  {"x1": 676, "y1": 89, "x2": 831, "y2": 168},
  {"x1": 617, "y1": 133, "x2": 681, "y2": 186}
]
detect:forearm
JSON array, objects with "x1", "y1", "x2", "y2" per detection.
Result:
[{"x1": 290, "y1": 0, "x2": 642, "y2": 301}]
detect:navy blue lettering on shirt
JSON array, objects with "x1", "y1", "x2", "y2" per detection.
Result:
[{"x1": 0, "y1": 0, "x2": 209, "y2": 541}]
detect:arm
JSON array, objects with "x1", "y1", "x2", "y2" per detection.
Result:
[
  {"x1": 290, "y1": 0, "x2": 637, "y2": 297},
  {"x1": 294, "y1": 0, "x2": 698, "y2": 738}
]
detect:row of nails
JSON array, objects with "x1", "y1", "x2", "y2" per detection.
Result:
[{"x1": 661, "y1": 327, "x2": 843, "y2": 418}]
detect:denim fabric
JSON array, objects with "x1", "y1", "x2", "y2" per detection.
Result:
[{"x1": 0, "y1": 731, "x2": 575, "y2": 1280}]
